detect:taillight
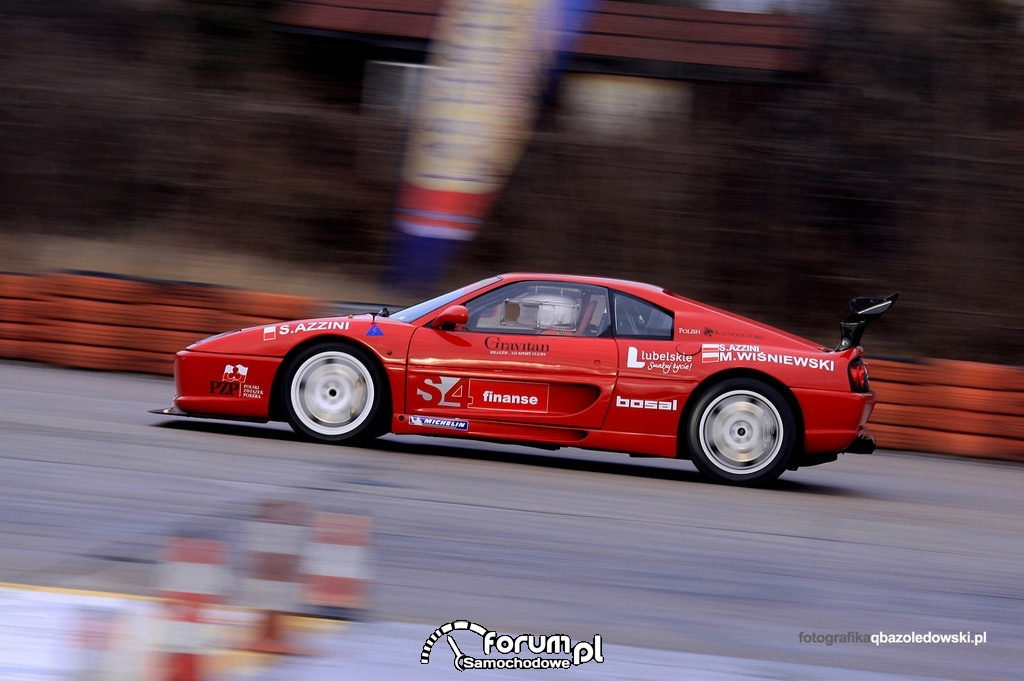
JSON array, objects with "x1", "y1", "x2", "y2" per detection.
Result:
[{"x1": 848, "y1": 358, "x2": 870, "y2": 392}]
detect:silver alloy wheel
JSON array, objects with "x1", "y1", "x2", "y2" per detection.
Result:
[
  {"x1": 697, "y1": 389, "x2": 784, "y2": 475},
  {"x1": 289, "y1": 350, "x2": 374, "y2": 437}
]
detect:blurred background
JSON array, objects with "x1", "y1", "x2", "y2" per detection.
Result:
[{"x1": 0, "y1": 0, "x2": 1021, "y2": 363}]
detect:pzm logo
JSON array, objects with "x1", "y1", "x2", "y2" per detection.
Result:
[
  {"x1": 209, "y1": 381, "x2": 239, "y2": 395},
  {"x1": 210, "y1": 364, "x2": 247, "y2": 395}
]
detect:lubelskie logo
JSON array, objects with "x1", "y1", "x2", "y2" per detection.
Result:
[{"x1": 421, "y1": 621, "x2": 604, "y2": 672}]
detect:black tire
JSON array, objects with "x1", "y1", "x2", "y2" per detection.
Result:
[
  {"x1": 280, "y1": 343, "x2": 389, "y2": 444},
  {"x1": 686, "y1": 378, "x2": 796, "y2": 486}
]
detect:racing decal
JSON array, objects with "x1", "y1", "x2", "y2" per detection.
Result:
[
  {"x1": 615, "y1": 396, "x2": 678, "y2": 411},
  {"x1": 223, "y1": 364, "x2": 247, "y2": 383},
  {"x1": 625, "y1": 346, "x2": 693, "y2": 374},
  {"x1": 484, "y1": 336, "x2": 549, "y2": 357},
  {"x1": 418, "y1": 376, "x2": 465, "y2": 407},
  {"x1": 409, "y1": 415, "x2": 469, "y2": 431},
  {"x1": 366, "y1": 323, "x2": 384, "y2": 337},
  {"x1": 263, "y1": 321, "x2": 350, "y2": 340},
  {"x1": 209, "y1": 364, "x2": 264, "y2": 398},
  {"x1": 468, "y1": 379, "x2": 549, "y2": 412},
  {"x1": 702, "y1": 327, "x2": 764, "y2": 340},
  {"x1": 701, "y1": 344, "x2": 835, "y2": 371},
  {"x1": 210, "y1": 381, "x2": 241, "y2": 395},
  {"x1": 416, "y1": 377, "x2": 550, "y2": 412}
]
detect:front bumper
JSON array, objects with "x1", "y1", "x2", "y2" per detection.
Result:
[
  {"x1": 149, "y1": 405, "x2": 187, "y2": 416},
  {"x1": 169, "y1": 349, "x2": 282, "y2": 420}
]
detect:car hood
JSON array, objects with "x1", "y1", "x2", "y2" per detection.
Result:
[{"x1": 184, "y1": 314, "x2": 413, "y2": 356}]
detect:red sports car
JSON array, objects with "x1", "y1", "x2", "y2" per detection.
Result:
[{"x1": 153, "y1": 273, "x2": 896, "y2": 486}]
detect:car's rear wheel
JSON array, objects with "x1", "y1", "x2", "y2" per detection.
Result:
[
  {"x1": 686, "y1": 378, "x2": 795, "y2": 486},
  {"x1": 282, "y1": 343, "x2": 388, "y2": 443}
]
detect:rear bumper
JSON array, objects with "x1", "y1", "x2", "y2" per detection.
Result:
[
  {"x1": 795, "y1": 387, "x2": 875, "y2": 454},
  {"x1": 845, "y1": 433, "x2": 877, "y2": 454}
]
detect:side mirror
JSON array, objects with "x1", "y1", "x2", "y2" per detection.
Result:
[{"x1": 432, "y1": 305, "x2": 469, "y2": 331}]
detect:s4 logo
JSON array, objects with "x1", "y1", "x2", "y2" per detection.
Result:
[{"x1": 417, "y1": 377, "x2": 465, "y2": 407}]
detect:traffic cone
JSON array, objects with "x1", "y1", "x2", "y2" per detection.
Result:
[
  {"x1": 239, "y1": 500, "x2": 310, "y2": 655},
  {"x1": 300, "y1": 513, "x2": 373, "y2": 619},
  {"x1": 155, "y1": 536, "x2": 230, "y2": 681}
]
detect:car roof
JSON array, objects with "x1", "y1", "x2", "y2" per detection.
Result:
[
  {"x1": 493, "y1": 273, "x2": 821, "y2": 349},
  {"x1": 496, "y1": 272, "x2": 667, "y2": 295}
]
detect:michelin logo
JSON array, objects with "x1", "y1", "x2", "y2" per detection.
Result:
[
  {"x1": 410, "y1": 416, "x2": 469, "y2": 431},
  {"x1": 421, "y1": 620, "x2": 604, "y2": 671}
]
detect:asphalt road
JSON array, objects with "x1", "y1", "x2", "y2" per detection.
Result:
[{"x1": 0, "y1": 361, "x2": 1019, "y2": 680}]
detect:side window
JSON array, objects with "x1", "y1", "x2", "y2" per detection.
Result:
[
  {"x1": 612, "y1": 292, "x2": 673, "y2": 340},
  {"x1": 464, "y1": 282, "x2": 610, "y2": 337}
]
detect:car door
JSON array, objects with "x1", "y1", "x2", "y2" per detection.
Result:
[
  {"x1": 603, "y1": 290, "x2": 696, "y2": 437},
  {"x1": 405, "y1": 280, "x2": 618, "y2": 428}
]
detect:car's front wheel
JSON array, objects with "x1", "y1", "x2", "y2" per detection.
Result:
[
  {"x1": 686, "y1": 378, "x2": 796, "y2": 486},
  {"x1": 281, "y1": 343, "x2": 388, "y2": 443}
]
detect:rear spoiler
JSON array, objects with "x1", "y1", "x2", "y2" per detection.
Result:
[{"x1": 834, "y1": 293, "x2": 899, "y2": 351}]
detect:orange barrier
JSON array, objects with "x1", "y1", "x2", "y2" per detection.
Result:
[
  {"x1": 869, "y1": 358, "x2": 1024, "y2": 462},
  {"x1": 0, "y1": 273, "x2": 43, "y2": 362},
  {"x1": 0, "y1": 271, "x2": 326, "y2": 376},
  {"x1": 2, "y1": 270, "x2": 1023, "y2": 462}
]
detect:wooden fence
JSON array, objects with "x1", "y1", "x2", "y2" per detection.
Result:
[
  {"x1": 273, "y1": 0, "x2": 816, "y2": 73},
  {"x1": 2, "y1": 271, "x2": 1021, "y2": 462}
]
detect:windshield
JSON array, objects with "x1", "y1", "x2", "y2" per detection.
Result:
[{"x1": 390, "y1": 276, "x2": 502, "y2": 323}]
